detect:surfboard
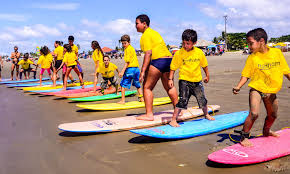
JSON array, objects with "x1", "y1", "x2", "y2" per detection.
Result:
[
  {"x1": 22, "y1": 82, "x2": 93, "y2": 91},
  {"x1": 130, "y1": 111, "x2": 249, "y2": 139},
  {"x1": 77, "y1": 96, "x2": 171, "y2": 110},
  {"x1": 55, "y1": 86, "x2": 116, "y2": 98},
  {"x1": 27, "y1": 85, "x2": 95, "y2": 93},
  {"x1": 69, "y1": 90, "x2": 137, "y2": 102},
  {"x1": 0, "y1": 78, "x2": 50, "y2": 84},
  {"x1": 58, "y1": 105, "x2": 220, "y2": 132},
  {"x1": 208, "y1": 128, "x2": 290, "y2": 165},
  {"x1": 6, "y1": 81, "x2": 63, "y2": 87}
]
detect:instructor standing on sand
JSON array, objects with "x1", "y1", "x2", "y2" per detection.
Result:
[{"x1": 135, "y1": 14, "x2": 178, "y2": 121}]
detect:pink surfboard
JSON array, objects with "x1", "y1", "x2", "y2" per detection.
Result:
[
  {"x1": 39, "y1": 87, "x2": 99, "y2": 96},
  {"x1": 55, "y1": 86, "x2": 116, "y2": 98},
  {"x1": 208, "y1": 129, "x2": 290, "y2": 165}
]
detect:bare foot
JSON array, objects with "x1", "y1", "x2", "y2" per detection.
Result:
[
  {"x1": 240, "y1": 138, "x2": 253, "y2": 147},
  {"x1": 264, "y1": 130, "x2": 280, "y2": 137},
  {"x1": 205, "y1": 114, "x2": 215, "y2": 120},
  {"x1": 136, "y1": 114, "x2": 154, "y2": 121},
  {"x1": 117, "y1": 101, "x2": 125, "y2": 104},
  {"x1": 169, "y1": 120, "x2": 180, "y2": 127},
  {"x1": 138, "y1": 97, "x2": 144, "y2": 102}
]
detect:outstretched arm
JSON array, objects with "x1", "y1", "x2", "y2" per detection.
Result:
[{"x1": 233, "y1": 76, "x2": 249, "y2": 94}]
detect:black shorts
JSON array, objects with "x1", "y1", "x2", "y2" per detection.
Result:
[
  {"x1": 176, "y1": 80, "x2": 207, "y2": 109},
  {"x1": 54, "y1": 60, "x2": 63, "y2": 69},
  {"x1": 68, "y1": 65, "x2": 76, "y2": 69},
  {"x1": 101, "y1": 76, "x2": 118, "y2": 89},
  {"x1": 22, "y1": 68, "x2": 33, "y2": 73}
]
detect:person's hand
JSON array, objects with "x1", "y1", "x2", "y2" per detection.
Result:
[
  {"x1": 168, "y1": 79, "x2": 174, "y2": 88},
  {"x1": 119, "y1": 72, "x2": 124, "y2": 78},
  {"x1": 203, "y1": 76, "x2": 209, "y2": 83},
  {"x1": 139, "y1": 71, "x2": 145, "y2": 83},
  {"x1": 232, "y1": 87, "x2": 240, "y2": 94}
]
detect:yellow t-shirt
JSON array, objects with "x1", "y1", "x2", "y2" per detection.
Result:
[
  {"x1": 18, "y1": 59, "x2": 34, "y2": 70},
  {"x1": 71, "y1": 44, "x2": 78, "y2": 56},
  {"x1": 92, "y1": 49, "x2": 103, "y2": 65},
  {"x1": 98, "y1": 62, "x2": 118, "y2": 78},
  {"x1": 170, "y1": 47, "x2": 208, "y2": 82},
  {"x1": 37, "y1": 54, "x2": 53, "y2": 69},
  {"x1": 63, "y1": 52, "x2": 77, "y2": 66},
  {"x1": 54, "y1": 46, "x2": 64, "y2": 60},
  {"x1": 242, "y1": 47, "x2": 290, "y2": 93},
  {"x1": 140, "y1": 27, "x2": 172, "y2": 60},
  {"x1": 124, "y1": 45, "x2": 139, "y2": 67}
]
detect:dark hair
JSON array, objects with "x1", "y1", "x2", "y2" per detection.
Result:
[
  {"x1": 121, "y1": 34, "x2": 130, "y2": 42},
  {"x1": 136, "y1": 14, "x2": 150, "y2": 26},
  {"x1": 14, "y1": 46, "x2": 18, "y2": 49},
  {"x1": 55, "y1": 41, "x2": 63, "y2": 46},
  {"x1": 68, "y1": 35, "x2": 74, "y2": 41},
  {"x1": 91, "y1": 41, "x2": 104, "y2": 57},
  {"x1": 246, "y1": 28, "x2": 268, "y2": 43},
  {"x1": 103, "y1": 55, "x2": 110, "y2": 60},
  {"x1": 24, "y1": 53, "x2": 29, "y2": 58},
  {"x1": 63, "y1": 44, "x2": 72, "y2": 52},
  {"x1": 182, "y1": 29, "x2": 197, "y2": 43},
  {"x1": 40, "y1": 46, "x2": 50, "y2": 56}
]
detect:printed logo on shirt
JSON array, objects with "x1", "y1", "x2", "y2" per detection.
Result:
[{"x1": 258, "y1": 62, "x2": 280, "y2": 70}]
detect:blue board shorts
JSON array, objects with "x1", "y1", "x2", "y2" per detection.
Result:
[{"x1": 120, "y1": 67, "x2": 141, "y2": 89}]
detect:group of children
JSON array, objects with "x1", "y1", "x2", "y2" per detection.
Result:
[{"x1": 1, "y1": 14, "x2": 290, "y2": 147}]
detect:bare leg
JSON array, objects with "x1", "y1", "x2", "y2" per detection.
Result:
[
  {"x1": 169, "y1": 107, "x2": 182, "y2": 127},
  {"x1": 137, "y1": 87, "x2": 144, "y2": 102},
  {"x1": 262, "y1": 94, "x2": 279, "y2": 137},
  {"x1": 241, "y1": 89, "x2": 262, "y2": 147},
  {"x1": 52, "y1": 67, "x2": 57, "y2": 87},
  {"x1": 16, "y1": 65, "x2": 19, "y2": 80},
  {"x1": 203, "y1": 105, "x2": 215, "y2": 120},
  {"x1": 117, "y1": 87, "x2": 126, "y2": 104},
  {"x1": 73, "y1": 67, "x2": 84, "y2": 89},
  {"x1": 160, "y1": 72, "x2": 178, "y2": 107},
  {"x1": 39, "y1": 74, "x2": 43, "y2": 86},
  {"x1": 93, "y1": 74, "x2": 98, "y2": 92},
  {"x1": 136, "y1": 65, "x2": 162, "y2": 121},
  {"x1": 63, "y1": 68, "x2": 72, "y2": 90},
  {"x1": 11, "y1": 63, "x2": 15, "y2": 80}
]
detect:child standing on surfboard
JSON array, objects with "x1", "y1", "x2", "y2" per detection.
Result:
[
  {"x1": 37, "y1": 46, "x2": 53, "y2": 86},
  {"x1": 91, "y1": 40, "x2": 104, "y2": 92},
  {"x1": 168, "y1": 29, "x2": 215, "y2": 127},
  {"x1": 118, "y1": 34, "x2": 143, "y2": 104},
  {"x1": 97, "y1": 55, "x2": 120, "y2": 94},
  {"x1": 233, "y1": 28, "x2": 290, "y2": 147}
]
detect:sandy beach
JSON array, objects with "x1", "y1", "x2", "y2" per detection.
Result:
[{"x1": 0, "y1": 52, "x2": 289, "y2": 174}]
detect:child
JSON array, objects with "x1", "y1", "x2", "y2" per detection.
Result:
[
  {"x1": 233, "y1": 28, "x2": 290, "y2": 147},
  {"x1": 91, "y1": 40, "x2": 104, "y2": 92},
  {"x1": 68, "y1": 35, "x2": 83, "y2": 78},
  {"x1": 97, "y1": 56, "x2": 119, "y2": 94},
  {"x1": 52, "y1": 41, "x2": 64, "y2": 86},
  {"x1": 168, "y1": 29, "x2": 214, "y2": 127},
  {"x1": 118, "y1": 34, "x2": 143, "y2": 104},
  {"x1": 0, "y1": 55, "x2": 3, "y2": 81},
  {"x1": 10, "y1": 46, "x2": 21, "y2": 80},
  {"x1": 37, "y1": 46, "x2": 53, "y2": 86},
  {"x1": 135, "y1": 14, "x2": 178, "y2": 121},
  {"x1": 57, "y1": 44, "x2": 84, "y2": 90},
  {"x1": 18, "y1": 53, "x2": 37, "y2": 80}
]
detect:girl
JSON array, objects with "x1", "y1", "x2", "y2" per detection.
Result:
[
  {"x1": 91, "y1": 41, "x2": 104, "y2": 92},
  {"x1": 37, "y1": 46, "x2": 53, "y2": 86},
  {"x1": 57, "y1": 44, "x2": 84, "y2": 90}
]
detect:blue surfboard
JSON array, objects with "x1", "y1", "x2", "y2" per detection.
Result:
[
  {"x1": 28, "y1": 84, "x2": 95, "y2": 93},
  {"x1": 0, "y1": 78, "x2": 50, "y2": 84},
  {"x1": 6, "y1": 81, "x2": 63, "y2": 87},
  {"x1": 130, "y1": 111, "x2": 249, "y2": 139}
]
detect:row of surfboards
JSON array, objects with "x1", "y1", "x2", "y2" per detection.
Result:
[{"x1": 1, "y1": 78, "x2": 289, "y2": 165}]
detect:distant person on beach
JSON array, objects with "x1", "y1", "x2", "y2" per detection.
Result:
[
  {"x1": 97, "y1": 55, "x2": 119, "y2": 94},
  {"x1": 37, "y1": 46, "x2": 53, "y2": 86},
  {"x1": 118, "y1": 34, "x2": 143, "y2": 104},
  {"x1": 51, "y1": 41, "x2": 65, "y2": 86},
  {"x1": 57, "y1": 44, "x2": 84, "y2": 90},
  {"x1": 10, "y1": 46, "x2": 21, "y2": 80},
  {"x1": 135, "y1": 14, "x2": 178, "y2": 121},
  {"x1": 168, "y1": 29, "x2": 214, "y2": 127},
  {"x1": 18, "y1": 53, "x2": 37, "y2": 80},
  {"x1": 233, "y1": 28, "x2": 290, "y2": 147},
  {"x1": 0, "y1": 55, "x2": 3, "y2": 81},
  {"x1": 91, "y1": 40, "x2": 104, "y2": 92},
  {"x1": 68, "y1": 35, "x2": 83, "y2": 78}
]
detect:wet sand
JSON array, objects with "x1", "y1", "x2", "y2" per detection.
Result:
[{"x1": 0, "y1": 52, "x2": 289, "y2": 174}]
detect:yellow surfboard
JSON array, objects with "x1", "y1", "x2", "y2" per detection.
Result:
[
  {"x1": 77, "y1": 97, "x2": 172, "y2": 111},
  {"x1": 22, "y1": 82, "x2": 93, "y2": 91}
]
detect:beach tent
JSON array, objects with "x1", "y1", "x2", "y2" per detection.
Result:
[
  {"x1": 102, "y1": 47, "x2": 113, "y2": 53},
  {"x1": 195, "y1": 39, "x2": 214, "y2": 47}
]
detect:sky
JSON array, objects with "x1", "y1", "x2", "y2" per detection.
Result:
[{"x1": 0, "y1": 0, "x2": 289, "y2": 55}]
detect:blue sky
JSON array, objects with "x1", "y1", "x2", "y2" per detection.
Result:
[{"x1": 0, "y1": 0, "x2": 289, "y2": 55}]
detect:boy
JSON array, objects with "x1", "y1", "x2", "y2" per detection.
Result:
[
  {"x1": 118, "y1": 34, "x2": 143, "y2": 104},
  {"x1": 68, "y1": 35, "x2": 83, "y2": 78},
  {"x1": 10, "y1": 46, "x2": 21, "y2": 80},
  {"x1": 168, "y1": 29, "x2": 214, "y2": 127},
  {"x1": 18, "y1": 53, "x2": 37, "y2": 79},
  {"x1": 0, "y1": 55, "x2": 3, "y2": 81},
  {"x1": 97, "y1": 56, "x2": 119, "y2": 94},
  {"x1": 233, "y1": 28, "x2": 290, "y2": 147}
]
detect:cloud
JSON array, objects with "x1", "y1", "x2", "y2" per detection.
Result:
[
  {"x1": 31, "y1": 3, "x2": 80, "y2": 10},
  {"x1": 105, "y1": 19, "x2": 135, "y2": 35},
  {"x1": 75, "y1": 30, "x2": 95, "y2": 41},
  {"x1": 0, "y1": 14, "x2": 29, "y2": 22},
  {"x1": 81, "y1": 19, "x2": 100, "y2": 28}
]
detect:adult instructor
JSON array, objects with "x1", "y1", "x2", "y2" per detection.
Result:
[
  {"x1": 136, "y1": 14, "x2": 178, "y2": 121},
  {"x1": 11, "y1": 46, "x2": 21, "y2": 80}
]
